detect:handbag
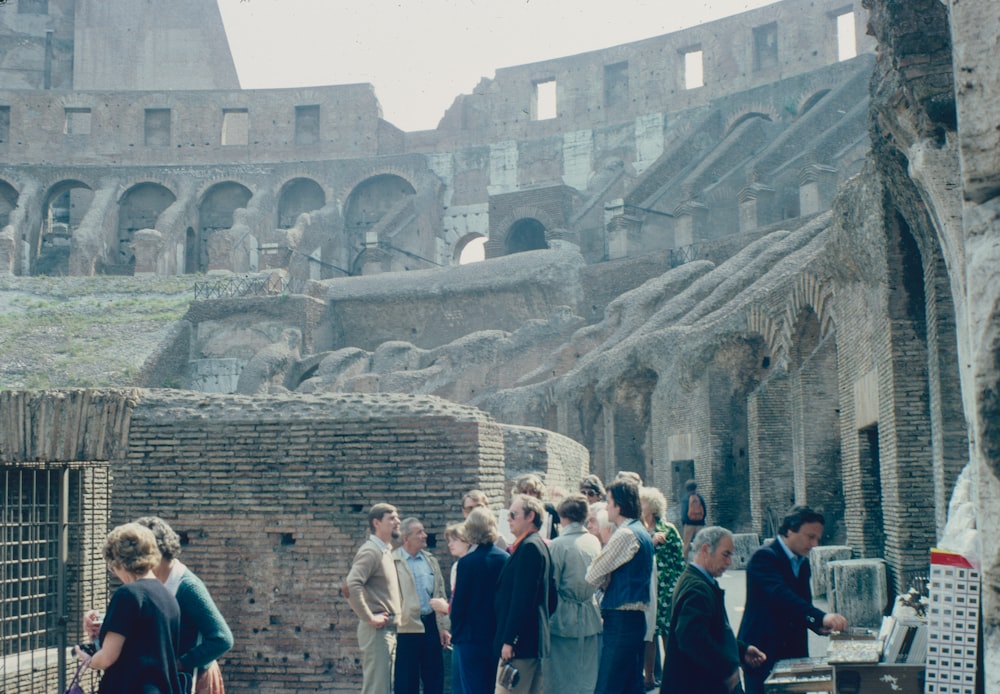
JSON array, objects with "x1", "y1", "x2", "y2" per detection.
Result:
[{"x1": 64, "y1": 662, "x2": 89, "y2": 694}]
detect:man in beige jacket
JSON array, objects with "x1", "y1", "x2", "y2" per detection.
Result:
[
  {"x1": 347, "y1": 503, "x2": 402, "y2": 694},
  {"x1": 392, "y1": 517, "x2": 450, "y2": 694}
]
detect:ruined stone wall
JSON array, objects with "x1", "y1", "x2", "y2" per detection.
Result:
[
  {"x1": 0, "y1": 388, "x2": 589, "y2": 692},
  {"x1": 426, "y1": 0, "x2": 875, "y2": 139},
  {"x1": 501, "y1": 424, "x2": 589, "y2": 498},
  {"x1": 321, "y1": 246, "x2": 586, "y2": 352},
  {"x1": 113, "y1": 391, "x2": 507, "y2": 693},
  {"x1": 0, "y1": 85, "x2": 382, "y2": 164},
  {"x1": 0, "y1": 0, "x2": 76, "y2": 90}
]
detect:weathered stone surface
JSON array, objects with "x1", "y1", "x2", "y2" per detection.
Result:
[
  {"x1": 810, "y1": 546, "x2": 854, "y2": 598},
  {"x1": 829, "y1": 559, "x2": 889, "y2": 628},
  {"x1": 730, "y1": 533, "x2": 761, "y2": 570}
]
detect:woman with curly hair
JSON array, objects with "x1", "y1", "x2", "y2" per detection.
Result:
[
  {"x1": 76, "y1": 522, "x2": 184, "y2": 694},
  {"x1": 640, "y1": 486, "x2": 686, "y2": 691}
]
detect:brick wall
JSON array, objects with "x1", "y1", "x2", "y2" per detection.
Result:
[
  {"x1": 0, "y1": 388, "x2": 584, "y2": 693},
  {"x1": 108, "y1": 390, "x2": 506, "y2": 693}
]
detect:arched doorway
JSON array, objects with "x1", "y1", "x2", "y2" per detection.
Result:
[
  {"x1": 278, "y1": 178, "x2": 325, "y2": 229},
  {"x1": 35, "y1": 181, "x2": 94, "y2": 276},
  {"x1": 192, "y1": 182, "x2": 252, "y2": 273},
  {"x1": 0, "y1": 180, "x2": 18, "y2": 229},
  {"x1": 454, "y1": 233, "x2": 486, "y2": 265},
  {"x1": 343, "y1": 174, "x2": 416, "y2": 268},
  {"x1": 505, "y1": 218, "x2": 548, "y2": 254},
  {"x1": 117, "y1": 183, "x2": 176, "y2": 274}
]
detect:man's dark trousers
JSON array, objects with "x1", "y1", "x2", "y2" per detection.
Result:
[
  {"x1": 594, "y1": 609, "x2": 646, "y2": 694},
  {"x1": 394, "y1": 613, "x2": 443, "y2": 694}
]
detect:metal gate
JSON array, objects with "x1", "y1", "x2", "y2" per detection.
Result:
[{"x1": 1, "y1": 464, "x2": 109, "y2": 694}]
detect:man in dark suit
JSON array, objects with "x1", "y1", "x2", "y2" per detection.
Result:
[
  {"x1": 737, "y1": 506, "x2": 848, "y2": 694},
  {"x1": 493, "y1": 494, "x2": 555, "y2": 694},
  {"x1": 664, "y1": 526, "x2": 766, "y2": 694}
]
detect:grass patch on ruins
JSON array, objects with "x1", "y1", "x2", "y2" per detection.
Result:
[{"x1": 0, "y1": 275, "x2": 196, "y2": 390}]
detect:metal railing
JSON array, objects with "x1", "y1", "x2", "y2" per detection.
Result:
[
  {"x1": 193, "y1": 274, "x2": 289, "y2": 301},
  {"x1": 669, "y1": 242, "x2": 703, "y2": 268}
]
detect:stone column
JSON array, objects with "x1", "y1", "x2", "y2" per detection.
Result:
[
  {"x1": 947, "y1": 0, "x2": 1000, "y2": 689},
  {"x1": 738, "y1": 182, "x2": 775, "y2": 232},
  {"x1": 131, "y1": 228, "x2": 165, "y2": 275}
]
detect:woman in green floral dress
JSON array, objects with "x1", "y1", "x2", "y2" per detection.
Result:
[{"x1": 640, "y1": 485, "x2": 686, "y2": 691}]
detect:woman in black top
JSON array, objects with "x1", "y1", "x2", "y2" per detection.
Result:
[{"x1": 76, "y1": 522, "x2": 184, "y2": 694}]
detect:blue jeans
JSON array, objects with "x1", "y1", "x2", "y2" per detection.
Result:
[{"x1": 595, "y1": 609, "x2": 646, "y2": 694}]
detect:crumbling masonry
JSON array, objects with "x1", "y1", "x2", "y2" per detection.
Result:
[{"x1": 1, "y1": 0, "x2": 998, "y2": 692}]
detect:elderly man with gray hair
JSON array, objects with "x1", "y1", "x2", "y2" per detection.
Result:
[
  {"x1": 392, "y1": 517, "x2": 450, "y2": 694},
  {"x1": 664, "y1": 526, "x2": 766, "y2": 694}
]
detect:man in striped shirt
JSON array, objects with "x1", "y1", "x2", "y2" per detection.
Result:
[{"x1": 586, "y1": 479, "x2": 654, "y2": 694}]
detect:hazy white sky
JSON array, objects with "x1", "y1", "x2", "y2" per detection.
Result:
[{"x1": 217, "y1": 0, "x2": 780, "y2": 133}]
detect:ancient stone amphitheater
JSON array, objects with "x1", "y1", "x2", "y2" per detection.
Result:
[{"x1": 1, "y1": 0, "x2": 997, "y2": 692}]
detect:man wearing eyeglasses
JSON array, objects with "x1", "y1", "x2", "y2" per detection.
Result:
[
  {"x1": 492, "y1": 494, "x2": 556, "y2": 693},
  {"x1": 579, "y1": 474, "x2": 606, "y2": 503}
]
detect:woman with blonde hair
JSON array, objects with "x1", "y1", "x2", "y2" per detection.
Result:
[
  {"x1": 76, "y1": 522, "x2": 184, "y2": 694},
  {"x1": 640, "y1": 485, "x2": 685, "y2": 691},
  {"x1": 449, "y1": 507, "x2": 509, "y2": 693}
]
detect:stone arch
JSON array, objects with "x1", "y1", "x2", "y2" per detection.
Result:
[
  {"x1": 343, "y1": 173, "x2": 417, "y2": 270},
  {"x1": 35, "y1": 180, "x2": 94, "y2": 276},
  {"x1": 487, "y1": 205, "x2": 560, "y2": 259},
  {"x1": 744, "y1": 304, "x2": 785, "y2": 370},
  {"x1": 453, "y1": 232, "x2": 487, "y2": 264},
  {"x1": 116, "y1": 182, "x2": 177, "y2": 273},
  {"x1": 505, "y1": 218, "x2": 548, "y2": 255},
  {"x1": 723, "y1": 107, "x2": 778, "y2": 138},
  {"x1": 277, "y1": 177, "x2": 326, "y2": 229},
  {"x1": 192, "y1": 181, "x2": 252, "y2": 273},
  {"x1": 797, "y1": 89, "x2": 832, "y2": 117},
  {"x1": 0, "y1": 179, "x2": 18, "y2": 228}
]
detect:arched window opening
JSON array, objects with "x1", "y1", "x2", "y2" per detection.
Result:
[
  {"x1": 35, "y1": 182, "x2": 93, "y2": 276},
  {"x1": 344, "y1": 174, "x2": 416, "y2": 256},
  {"x1": 278, "y1": 178, "x2": 325, "y2": 229},
  {"x1": 117, "y1": 183, "x2": 176, "y2": 274},
  {"x1": 195, "y1": 182, "x2": 252, "y2": 273},
  {"x1": 0, "y1": 180, "x2": 18, "y2": 229},
  {"x1": 505, "y1": 218, "x2": 548, "y2": 255},
  {"x1": 455, "y1": 234, "x2": 486, "y2": 265}
]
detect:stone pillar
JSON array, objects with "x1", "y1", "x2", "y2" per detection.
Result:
[
  {"x1": 0, "y1": 227, "x2": 14, "y2": 275},
  {"x1": 731, "y1": 533, "x2": 761, "y2": 570},
  {"x1": 747, "y1": 375, "x2": 795, "y2": 536},
  {"x1": 131, "y1": 228, "x2": 165, "y2": 275},
  {"x1": 604, "y1": 199, "x2": 643, "y2": 260},
  {"x1": 798, "y1": 163, "x2": 838, "y2": 216},
  {"x1": 737, "y1": 182, "x2": 775, "y2": 232},
  {"x1": 829, "y1": 558, "x2": 889, "y2": 628},
  {"x1": 810, "y1": 545, "x2": 853, "y2": 598},
  {"x1": 673, "y1": 200, "x2": 708, "y2": 248},
  {"x1": 947, "y1": 2, "x2": 1000, "y2": 690}
]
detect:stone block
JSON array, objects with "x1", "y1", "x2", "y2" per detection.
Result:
[
  {"x1": 731, "y1": 532, "x2": 761, "y2": 570},
  {"x1": 810, "y1": 545, "x2": 853, "y2": 598},
  {"x1": 828, "y1": 558, "x2": 888, "y2": 628}
]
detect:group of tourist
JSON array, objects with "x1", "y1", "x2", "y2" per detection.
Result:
[
  {"x1": 347, "y1": 473, "x2": 849, "y2": 694},
  {"x1": 68, "y1": 477, "x2": 846, "y2": 694},
  {"x1": 73, "y1": 517, "x2": 234, "y2": 694}
]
